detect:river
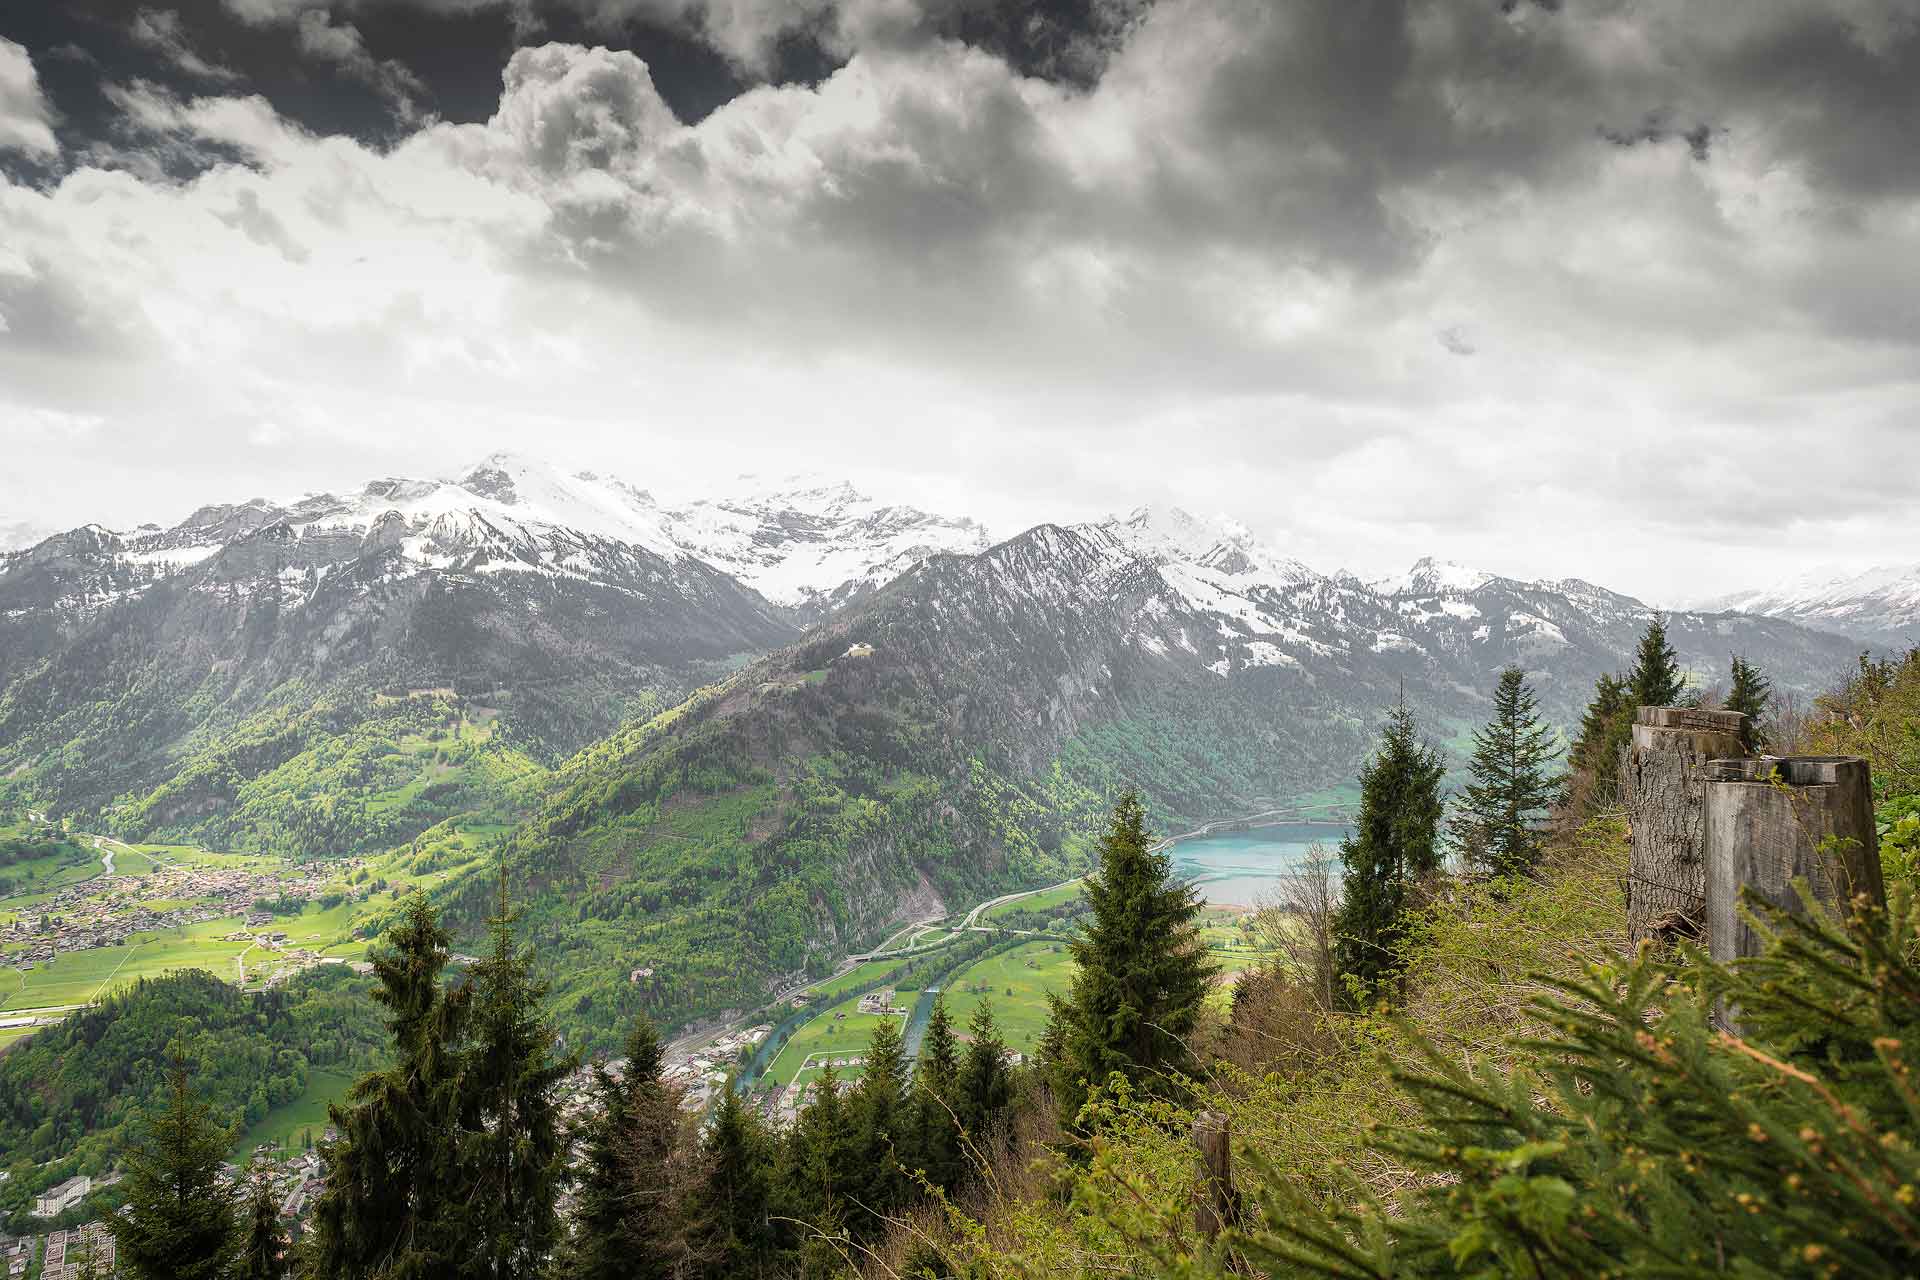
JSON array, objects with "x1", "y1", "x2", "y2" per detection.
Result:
[{"x1": 1169, "y1": 823, "x2": 1353, "y2": 907}]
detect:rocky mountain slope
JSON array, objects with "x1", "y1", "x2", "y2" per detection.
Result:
[
  {"x1": 444, "y1": 513, "x2": 1865, "y2": 1033},
  {"x1": 1700, "y1": 564, "x2": 1920, "y2": 649}
]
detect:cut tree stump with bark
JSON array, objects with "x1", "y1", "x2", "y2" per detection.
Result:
[{"x1": 1622, "y1": 706, "x2": 1749, "y2": 947}]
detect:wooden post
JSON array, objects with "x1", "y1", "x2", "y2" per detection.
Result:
[
  {"x1": 1622, "y1": 706, "x2": 1750, "y2": 946},
  {"x1": 1193, "y1": 1110, "x2": 1236, "y2": 1243},
  {"x1": 1704, "y1": 755, "x2": 1886, "y2": 969}
]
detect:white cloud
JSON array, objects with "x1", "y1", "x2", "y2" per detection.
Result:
[
  {"x1": 293, "y1": 10, "x2": 425, "y2": 119},
  {"x1": 130, "y1": 9, "x2": 245, "y2": 84},
  {"x1": 0, "y1": 38, "x2": 58, "y2": 158},
  {"x1": 1, "y1": 4, "x2": 1918, "y2": 604}
]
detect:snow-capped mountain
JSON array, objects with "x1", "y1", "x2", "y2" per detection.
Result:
[
  {"x1": 661, "y1": 475, "x2": 991, "y2": 619},
  {"x1": 1699, "y1": 564, "x2": 1920, "y2": 648},
  {"x1": 0, "y1": 454, "x2": 988, "y2": 625}
]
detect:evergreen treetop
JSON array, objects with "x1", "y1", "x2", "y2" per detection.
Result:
[
  {"x1": 1332, "y1": 697, "x2": 1446, "y2": 1004},
  {"x1": 1627, "y1": 612, "x2": 1686, "y2": 710},
  {"x1": 1051, "y1": 791, "x2": 1215, "y2": 1130},
  {"x1": 108, "y1": 1061, "x2": 240, "y2": 1280},
  {"x1": 1446, "y1": 666, "x2": 1563, "y2": 878},
  {"x1": 1726, "y1": 653, "x2": 1773, "y2": 751}
]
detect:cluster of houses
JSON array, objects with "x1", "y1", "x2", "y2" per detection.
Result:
[
  {"x1": 3, "y1": 1219, "x2": 120, "y2": 1279},
  {"x1": 660, "y1": 1024, "x2": 774, "y2": 1112},
  {"x1": 856, "y1": 988, "x2": 910, "y2": 1017},
  {"x1": 1, "y1": 859, "x2": 354, "y2": 969}
]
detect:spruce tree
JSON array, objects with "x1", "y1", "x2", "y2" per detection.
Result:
[
  {"x1": 780, "y1": 1064, "x2": 854, "y2": 1280},
  {"x1": 850, "y1": 1015, "x2": 910, "y2": 1231},
  {"x1": 463, "y1": 869, "x2": 573, "y2": 1279},
  {"x1": 957, "y1": 1002, "x2": 1014, "y2": 1138},
  {"x1": 1446, "y1": 667, "x2": 1562, "y2": 878},
  {"x1": 108, "y1": 1060, "x2": 240, "y2": 1280},
  {"x1": 1052, "y1": 791, "x2": 1215, "y2": 1130},
  {"x1": 1726, "y1": 652, "x2": 1772, "y2": 750},
  {"x1": 561, "y1": 1014, "x2": 683, "y2": 1280},
  {"x1": 306, "y1": 893, "x2": 470, "y2": 1278},
  {"x1": 693, "y1": 1081, "x2": 779, "y2": 1279},
  {"x1": 240, "y1": 1157, "x2": 287, "y2": 1280},
  {"x1": 908, "y1": 993, "x2": 963, "y2": 1193},
  {"x1": 1627, "y1": 612, "x2": 1686, "y2": 709},
  {"x1": 1331, "y1": 697, "x2": 1445, "y2": 1005}
]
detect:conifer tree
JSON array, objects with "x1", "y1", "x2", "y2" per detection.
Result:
[
  {"x1": 306, "y1": 893, "x2": 471, "y2": 1278},
  {"x1": 1052, "y1": 792, "x2": 1215, "y2": 1130},
  {"x1": 240, "y1": 1157, "x2": 287, "y2": 1280},
  {"x1": 908, "y1": 993, "x2": 963, "y2": 1193},
  {"x1": 1628, "y1": 612, "x2": 1686, "y2": 709},
  {"x1": 780, "y1": 1064, "x2": 854, "y2": 1280},
  {"x1": 561, "y1": 1014, "x2": 684, "y2": 1280},
  {"x1": 850, "y1": 1015, "x2": 910, "y2": 1230},
  {"x1": 957, "y1": 1002, "x2": 1014, "y2": 1138},
  {"x1": 1566, "y1": 675, "x2": 1628, "y2": 805},
  {"x1": 463, "y1": 869, "x2": 574, "y2": 1279},
  {"x1": 1331, "y1": 698, "x2": 1445, "y2": 1004},
  {"x1": 693, "y1": 1081, "x2": 779, "y2": 1279},
  {"x1": 1726, "y1": 652, "x2": 1772, "y2": 750},
  {"x1": 109, "y1": 1060, "x2": 240, "y2": 1280},
  {"x1": 1446, "y1": 667, "x2": 1562, "y2": 878}
]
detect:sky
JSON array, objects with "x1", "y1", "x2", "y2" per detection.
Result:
[{"x1": 0, "y1": 0, "x2": 1917, "y2": 606}]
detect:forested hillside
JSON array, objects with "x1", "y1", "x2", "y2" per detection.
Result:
[{"x1": 0, "y1": 967, "x2": 385, "y2": 1226}]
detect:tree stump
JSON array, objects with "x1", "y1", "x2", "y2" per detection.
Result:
[
  {"x1": 1192, "y1": 1110, "x2": 1238, "y2": 1242},
  {"x1": 1622, "y1": 707, "x2": 1749, "y2": 947},
  {"x1": 1704, "y1": 755, "x2": 1886, "y2": 967}
]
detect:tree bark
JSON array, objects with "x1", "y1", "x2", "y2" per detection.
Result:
[{"x1": 1622, "y1": 707, "x2": 1749, "y2": 946}]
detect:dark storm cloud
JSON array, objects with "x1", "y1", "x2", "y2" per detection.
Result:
[{"x1": 2, "y1": 0, "x2": 1919, "y2": 602}]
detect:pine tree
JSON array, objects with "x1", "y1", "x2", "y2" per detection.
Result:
[
  {"x1": 1726, "y1": 652, "x2": 1772, "y2": 751},
  {"x1": 1628, "y1": 612, "x2": 1686, "y2": 709},
  {"x1": 1446, "y1": 667, "x2": 1562, "y2": 878},
  {"x1": 306, "y1": 892, "x2": 471, "y2": 1278},
  {"x1": 1566, "y1": 671, "x2": 1632, "y2": 808},
  {"x1": 1052, "y1": 792, "x2": 1215, "y2": 1130},
  {"x1": 108, "y1": 1061, "x2": 240, "y2": 1280},
  {"x1": 239, "y1": 1157, "x2": 287, "y2": 1280},
  {"x1": 957, "y1": 1002, "x2": 1014, "y2": 1139},
  {"x1": 693, "y1": 1081, "x2": 779, "y2": 1279},
  {"x1": 780, "y1": 1064, "x2": 854, "y2": 1280},
  {"x1": 908, "y1": 993, "x2": 963, "y2": 1193},
  {"x1": 463, "y1": 868, "x2": 574, "y2": 1279},
  {"x1": 1331, "y1": 697, "x2": 1445, "y2": 1004},
  {"x1": 850, "y1": 1015, "x2": 910, "y2": 1231},
  {"x1": 1248, "y1": 893, "x2": 1920, "y2": 1277},
  {"x1": 561, "y1": 1014, "x2": 684, "y2": 1280}
]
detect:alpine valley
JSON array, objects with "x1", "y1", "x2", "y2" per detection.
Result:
[{"x1": 0, "y1": 454, "x2": 1871, "y2": 1037}]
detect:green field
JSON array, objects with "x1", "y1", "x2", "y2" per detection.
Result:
[
  {"x1": 235, "y1": 1067, "x2": 355, "y2": 1159},
  {"x1": 939, "y1": 940, "x2": 1076, "y2": 1055},
  {"x1": 764, "y1": 1000, "x2": 909, "y2": 1087},
  {"x1": 981, "y1": 881, "x2": 1084, "y2": 922},
  {"x1": 1, "y1": 927, "x2": 257, "y2": 1012}
]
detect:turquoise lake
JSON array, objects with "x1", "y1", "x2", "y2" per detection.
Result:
[{"x1": 1168, "y1": 824, "x2": 1354, "y2": 906}]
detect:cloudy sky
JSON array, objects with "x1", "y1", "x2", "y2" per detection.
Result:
[{"x1": 1, "y1": 0, "x2": 1916, "y2": 604}]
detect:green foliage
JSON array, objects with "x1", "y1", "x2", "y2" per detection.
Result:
[
  {"x1": 1333, "y1": 700, "x2": 1445, "y2": 1003},
  {"x1": 557, "y1": 1014, "x2": 687, "y2": 1280},
  {"x1": 1245, "y1": 889, "x2": 1920, "y2": 1278},
  {"x1": 1627, "y1": 612, "x2": 1686, "y2": 711},
  {"x1": 1053, "y1": 792, "x2": 1215, "y2": 1130},
  {"x1": 0, "y1": 968, "x2": 384, "y2": 1206},
  {"x1": 1727, "y1": 653, "x2": 1773, "y2": 751},
  {"x1": 694, "y1": 1082, "x2": 781, "y2": 1278},
  {"x1": 1566, "y1": 671, "x2": 1631, "y2": 807},
  {"x1": 1445, "y1": 667, "x2": 1562, "y2": 878},
  {"x1": 240, "y1": 1158, "x2": 289, "y2": 1280},
  {"x1": 109, "y1": 1062, "x2": 242, "y2": 1280}
]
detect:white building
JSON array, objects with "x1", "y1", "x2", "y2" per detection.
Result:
[{"x1": 32, "y1": 1175, "x2": 90, "y2": 1218}]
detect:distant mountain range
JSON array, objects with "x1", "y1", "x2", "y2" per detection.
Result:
[
  {"x1": 1699, "y1": 564, "x2": 1920, "y2": 650},
  {"x1": 0, "y1": 453, "x2": 1880, "y2": 1031}
]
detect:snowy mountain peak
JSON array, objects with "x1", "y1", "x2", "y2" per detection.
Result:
[
  {"x1": 1375, "y1": 556, "x2": 1495, "y2": 597},
  {"x1": 1699, "y1": 562, "x2": 1920, "y2": 645},
  {"x1": 1100, "y1": 505, "x2": 1317, "y2": 588}
]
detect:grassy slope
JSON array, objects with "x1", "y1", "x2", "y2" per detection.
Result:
[{"x1": 956, "y1": 817, "x2": 1630, "y2": 1275}]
